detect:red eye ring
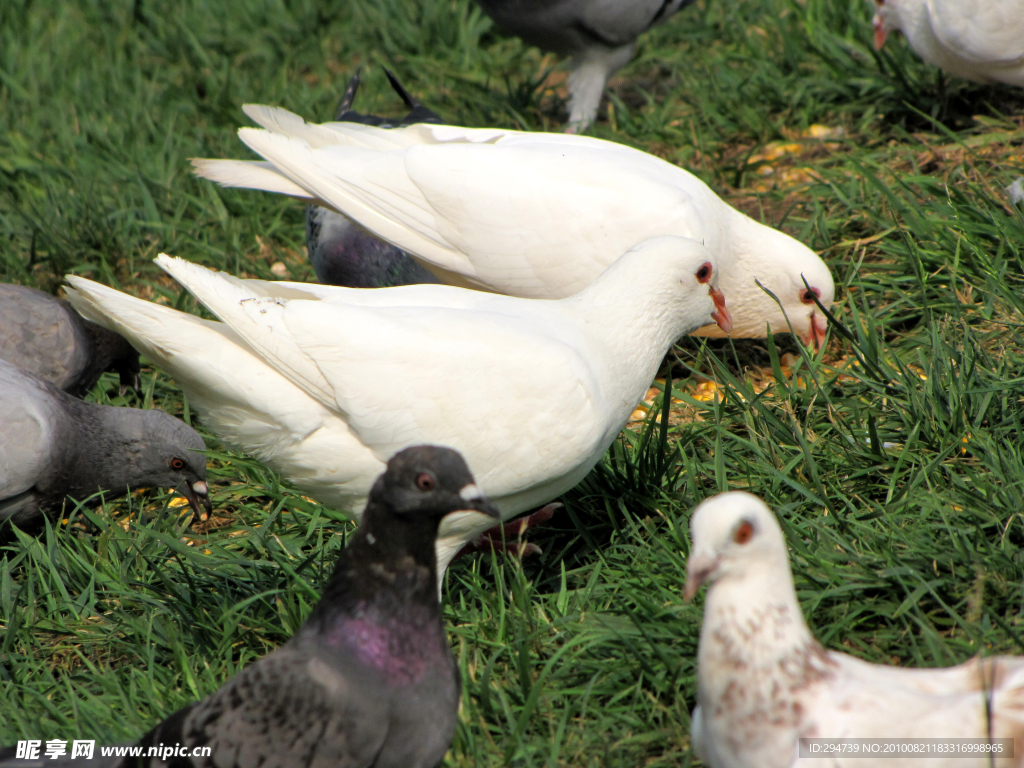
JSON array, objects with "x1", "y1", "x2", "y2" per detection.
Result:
[
  {"x1": 734, "y1": 521, "x2": 754, "y2": 544},
  {"x1": 800, "y1": 287, "x2": 821, "y2": 305},
  {"x1": 170, "y1": 458, "x2": 186, "y2": 471},
  {"x1": 695, "y1": 262, "x2": 713, "y2": 284},
  {"x1": 415, "y1": 473, "x2": 436, "y2": 491}
]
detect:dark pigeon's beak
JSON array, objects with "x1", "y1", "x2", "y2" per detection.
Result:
[
  {"x1": 709, "y1": 287, "x2": 733, "y2": 335},
  {"x1": 119, "y1": 370, "x2": 142, "y2": 398},
  {"x1": 458, "y1": 483, "x2": 502, "y2": 520},
  {"x1": 179, "y1": 479, "x2": 213, "y2": 518}
]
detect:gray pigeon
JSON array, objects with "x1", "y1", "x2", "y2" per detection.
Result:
[
  {"x1": 475, "y1": 0, "x2": 697, "y2": 130},
  {"x1": 306, "y1": 69, "x2": 445, "y2": 288},
  {"x1": 0, "y1": 360, "x2": 211, "y2": 532},
  {"x1": 0, "y1": 283, "x2": 140, "y2": 397},
  {"x1": 0, "y1": 445, "x2": 499, "y2": 768}
]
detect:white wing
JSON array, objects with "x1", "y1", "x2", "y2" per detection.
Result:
[
  {"x1": 153, "y1": 256, "x2": 611, "y2": 500},
  {"x1": 63, "y1": 275, "x2": 383, "y2": 511},
  {"x1": 795, "y1": 654, "x2": 1024, "y2": 762},
  {"x1": 194, "y1": 112, "x2": 725, "y2": 299},
  {"x1": 928, "y1": 0, "x2": 1024, "y2": 66}
]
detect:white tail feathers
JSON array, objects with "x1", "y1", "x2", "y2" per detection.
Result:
[
  {"x1": 153, "y1": 254, "x2": 336, "y2": 409},
  {"x1": 190, "y1": 158, "x2": 319, "y2": 202}
]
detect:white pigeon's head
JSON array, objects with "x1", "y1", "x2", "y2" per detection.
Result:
[
  {"x1": 720, "y1": 221, "x2": 835, "y2": 348},
  {"x1": 870, "y1": 0, "x2": 911, "y2": 49},
  {"x1": 602, "y1": 235, "x2": 733, "y2": 338},
  {"x1": 684, "y1": 491, "x2": 790, "y2": 600}
]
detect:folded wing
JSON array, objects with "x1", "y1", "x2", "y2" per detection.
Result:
[
  {"x1": 928, "y1": 0, "x2": 1024, "y2": 66},
  {"x1": 193, "y1": 111, "x2": 716, "y2": 298},
  {"x1": 152, "y1": 256, "x2": 609, "y2": 499}
]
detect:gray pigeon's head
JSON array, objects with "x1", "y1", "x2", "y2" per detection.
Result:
[
  {"x1": 372, "y1": 445, "x2": 500, "y2": 523},
  {"x1": 127, "y1": 410, "x2": 212, "y2": 516}
]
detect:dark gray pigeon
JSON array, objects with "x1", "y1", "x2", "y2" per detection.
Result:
[
  {"x1": 0, "y1": 360, "x2": 210, "y2": 532},
  {"x1": 305, "y1": 69, "x2": 445, "y2": 288},
  {"x1": 0, "y1": 283, "x2": 141, "y2": 397},
  {"x1": 475, "y1": 0, "x2": 697, "y2": 130},
  {"x1": 0, "y1": 445, "x2": 499, "y2": 768}
]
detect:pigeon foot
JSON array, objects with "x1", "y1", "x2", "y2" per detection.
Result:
[{"x1": 455, "y1": 502, "x2": 561, "y2": 560}]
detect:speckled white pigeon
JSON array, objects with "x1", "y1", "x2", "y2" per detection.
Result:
[
  {"x1": 686, "y1": 491, "x2": 1024, "y2": 768},
  {"x1": 65, "y1": 236, "x2": 730, "y2": 578},
  {"x1": 871, "y1": 0, "x2": 1024, "y2": 87},
  {"x1": 192, "y1": 107, "x2": 834, "y2": 347}
]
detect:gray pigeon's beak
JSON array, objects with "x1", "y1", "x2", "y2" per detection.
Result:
[
  {"x1": 119, "y1": 370, "x2": 142, "y2": 398},
  {"x1": 684, "y1": 551, "x2": 719, "y2": 601},
  {"x1": 179, "y1": 479, "x2": 213, "y2": 518},
  {"x1": 459, "y1": 483, "x2": 501, "y2": 520}
]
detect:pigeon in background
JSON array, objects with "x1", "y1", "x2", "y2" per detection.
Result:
[
  {"x1": 475, "y1": 0, "x2": 697, "y2": 130},
  {"x1": 0, "y1": 283, "x2": 140, "y2": 397},
  {"x1": 0, "y1": 446, "x2": 500, "y2": 768},
  {"x1": 686, "y1": 491, "x2": 1024, "y2": 768},
  {"x1": 65, "y1": 237, "x2": 730, "y2": 579},
  {"x1": 0, "y1": 360, "x2": 210, "y2": 532},
  {"x1": 871, "y1": 0, "x2": 1024, "y2": 87},
  {"x1": 1008, "y1": 178, "x2": 1024, "y2": 205},
  {"x1": 306, "y1": 69, "x2": 444, "y2": 288},
  {"x1": 193, "y1": 105, "x2": 833, "y2": 346}
]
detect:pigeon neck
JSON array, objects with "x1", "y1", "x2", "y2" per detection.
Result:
[
  {"x1": 300, "y1": 505, "x2": 449, "y2": 687},
  {"x1": 697, "y1": 561, "x2": 835, "y2": 717},
  {"x1": 61, "y1": 402, "x2": 154, "y2": 501},
  {"x1": 78, "y1": 320, "x2": 138, "y2": 389},
  {"x1": 568, "y1": 267, "x2": 703, "y2": 396},
  {"x1": 309, "y1": 502, "x2": 442, "y2": 623}
]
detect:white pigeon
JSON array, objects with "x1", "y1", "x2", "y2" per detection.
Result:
[
  {"x1": 474, "y1": 0, "x2": 697, "y2": 130},
  {"x1": 191, "y1": 108, "x2": 834, "y2": 347},
  {"x1": 871, "y1": 0, "x2": 1024, "y2": 87},
  {"x1": 65, "y1": 236, "x2": 730, "y2": 576},
  {"x1": 686, "y1": 491, "x2": 1024, "y2": 768}
]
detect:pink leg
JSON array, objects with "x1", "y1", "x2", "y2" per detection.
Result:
[{"x1": 454, "y1": 503, "x2": 561, "y2": 560}]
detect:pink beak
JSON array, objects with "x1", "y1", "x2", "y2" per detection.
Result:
[
  {"x1": 800, "y1": 312, "x2": 828, "y2": 350},
  {"x1": 710, "y1": 287, "x2": 732, "y2": 334},
  {"x1": 873, "y1": 15, "x2": 888, "y2": 49}
]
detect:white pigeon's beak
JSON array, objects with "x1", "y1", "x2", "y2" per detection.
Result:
[
  {"x1": 873, "y1": 14, "x2": 888, "y2": 49},
  {"x1": 709, "y1": 287, "x2": 733, "y2": 334},
  {"x1": 800, "y1": 311, "x2": 828, "y2": 349},
  {"x1": 684, "y1": 551, "x2": 720, "y2": 601}
]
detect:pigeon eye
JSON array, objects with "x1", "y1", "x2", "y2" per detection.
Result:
[
  {"x1": 800, "y1": 287, "x2": 821, "y2": 305},
  {"x1": 170, "y1": 458, "x2": 186, "y2": 471},
  {"x1": 415, "y1": 473, "x2": 436, "y2": 491},
  {"x1": 733, "y1": 521, "x2": 754, "y2": 545},
  {"x1": 695, "y1": 262, "x2": 712, "y2": 284}
]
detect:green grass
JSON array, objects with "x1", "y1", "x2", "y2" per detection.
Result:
[{"x1": 2, "y1": 0, "x2": 1024, "y2": 764}]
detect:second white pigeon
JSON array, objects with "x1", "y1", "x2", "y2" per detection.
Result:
[
  {"x1": 66, "y1": 236, "x2": 730, "y2": 577},
  {"x1": 871, "y1": 0, "x2": 1024, "y2": 87},
  {"x1": 192, "y1": 109, "x2": 835, "y2": 347},
  {"x1": 686, "y1": 491, "x2": 1024, "y2": 768}
]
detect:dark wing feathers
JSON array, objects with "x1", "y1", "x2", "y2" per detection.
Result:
[{"x1": 141, "y1": 647, "x2": 386, "y2": 768}]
